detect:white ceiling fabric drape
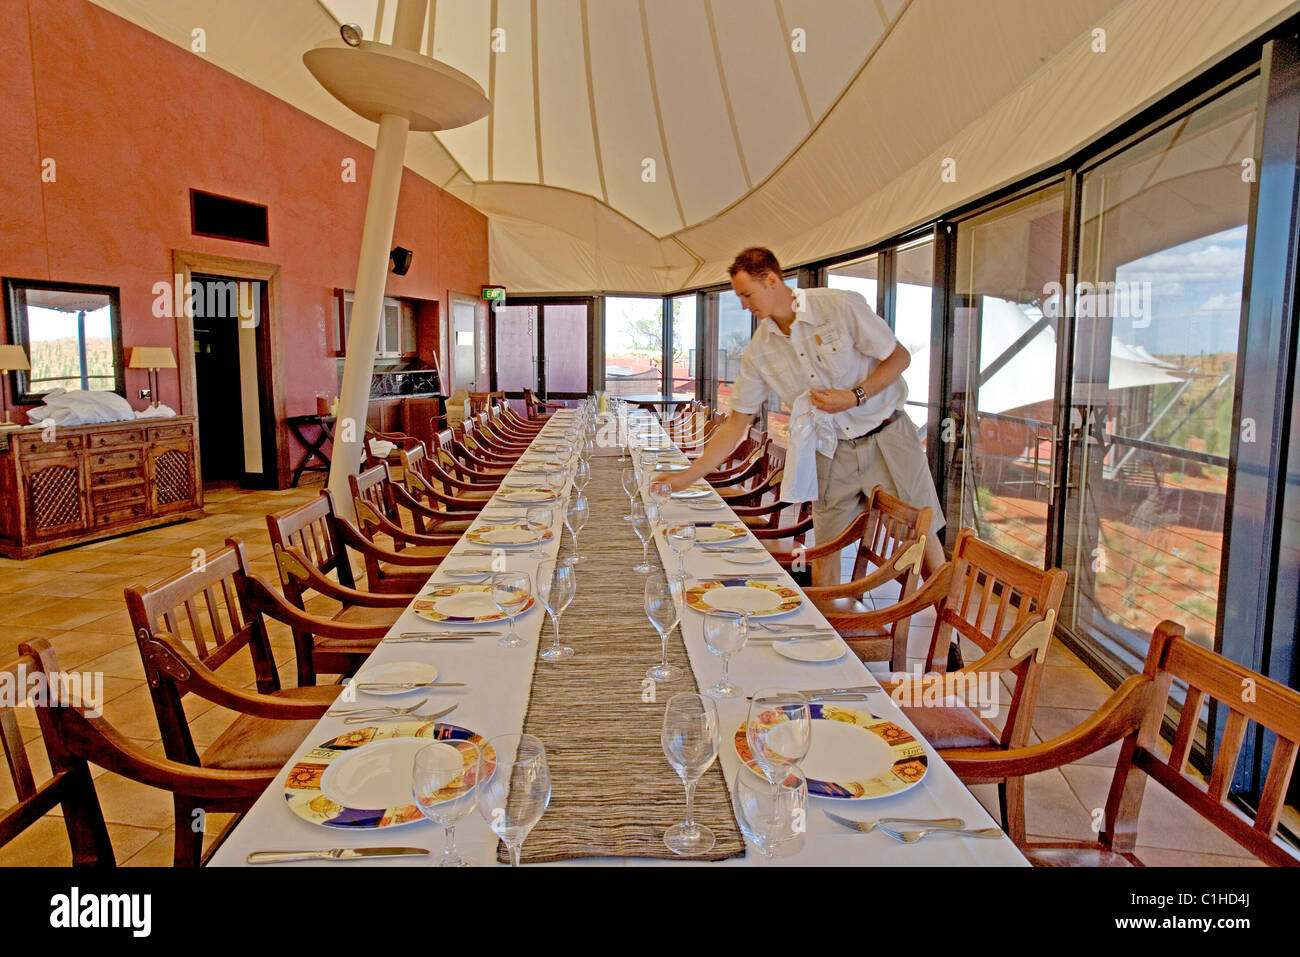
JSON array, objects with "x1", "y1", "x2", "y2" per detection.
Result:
[{"x1": 91, "y1": 0, "x2": 1300, "y2": 293}]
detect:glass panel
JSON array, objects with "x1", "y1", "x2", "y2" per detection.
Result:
[
  {"x1": 543, "y1": 303, "x2": 589, "y2": 395},
  {"x1": 493, "y1": 304, "x2": 538, "y2": 394},
  {"x1": 669, "y1": 294, "x2": 696, "y2": 397},
  {"x1": 896, "y1": 238, "x2": 935, "y2": 448},
  {"x1": 451, "y1": 298, "x2": 477, "y2": 391},
  {"x1": 952, "y1": 186, "x2": 1065, "y2": 567},
  {"x1": 827, "y1": 252, "x2": 879, "y2": 313},
  {"x1": 604, "y1": 296, "x2": 663, "y2": 397},
  {"x1": 1065, "y1": 78, "x2": 1257, "y2": 664},
  {"x1": 381, "y1": 299, "x2": 401, "y2": 356}
]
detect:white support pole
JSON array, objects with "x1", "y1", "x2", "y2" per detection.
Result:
[{"x1": 326, "y1": 0, "x2": 427, "y2": 517}]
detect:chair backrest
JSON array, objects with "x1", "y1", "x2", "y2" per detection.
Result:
[
  {"x1": 350, "y1": 462, "x2": 396, "y2": 521},
  {"x1": 265, "y1": 491, "x2": 356, "y2": 591},
  {"x1": 469, "y1": 391, "x2": 504, "y2": 416},
  {"x1": 852, "y1": 486, "x2": 932, "y2": 581},
  {"x1": 1112, "y1": 621, "x2": 1300, "y2": 865},
  {"x1": 124, "y1": 540, "x2": 282, "y2": 764},
  {"x1": 0, "y1": 651, "x2": 114, "y2": 865}
]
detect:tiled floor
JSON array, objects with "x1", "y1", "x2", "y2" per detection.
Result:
[{"x1": 0, "y1": 483, "x2": 1266, "y2": 866}]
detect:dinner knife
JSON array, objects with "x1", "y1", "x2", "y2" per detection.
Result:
[
  {"x1": 356, "y1": 681, "x2": 468, "y2": 690},
  {"x1": 246, "y1": 847, "x2": 430, "y2": 864}
]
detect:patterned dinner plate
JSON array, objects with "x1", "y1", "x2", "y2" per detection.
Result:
[
  {"x1": 734, "y1": 704, "x2": 927, "y2": 800},
  {"x1": 682, "y1": 521, "x2": 748, "y2": 545},
  {"x1": 684, "y1": 578, "x2": 802, "y2": 618},
  {"x1": 413, "y1": 583, "x2": 537, "y2": 623},
  {"x1": 515, "y1": 463, "x2": 563, "y2": 474},
  {"x1": 464, "y1": 524, "x2": 554, "y2": 547},
  {"x1": 498, "y1": 488, "x2": 559, "y2": 505},
  {"x1": 284, "y1": 722, "x2": 495, "y2": 829}
]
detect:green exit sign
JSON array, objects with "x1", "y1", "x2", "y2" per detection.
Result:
[{"x1": 481, "y1": 286, "x2": 506, "y2": 301}]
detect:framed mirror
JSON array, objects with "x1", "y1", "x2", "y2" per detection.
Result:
[{"x1": 2, "y1": 278, "x2": 125, "y2": 403}]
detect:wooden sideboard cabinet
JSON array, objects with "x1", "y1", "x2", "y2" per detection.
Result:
[{"x1": 0, "y1": 417, "x2": 204, "y2": 559}]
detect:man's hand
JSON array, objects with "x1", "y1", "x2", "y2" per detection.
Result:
[
  {"x1": 659, "y1": 473, "x2": 691, "y2": 493},
  {"x1": 810, "y1": 388, "x2": 857, "y2": 413}
]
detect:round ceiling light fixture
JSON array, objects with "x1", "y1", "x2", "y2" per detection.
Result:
[{"x1": 339, "y1": 23, "x2": 363, "y2": 47}]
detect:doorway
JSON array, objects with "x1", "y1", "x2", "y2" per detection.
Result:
[
  {"x1": 190, "y1": 273, "x2": 276, "y2": 488},
  {"x1": 490, "y1": 299, "x2": 594, "y2": 404}
]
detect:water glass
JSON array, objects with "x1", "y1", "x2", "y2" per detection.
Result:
[
  {"x1": 564, "y1": 494, "x2": 589, "y2": 563},
  {"x1": 492, "y1": 570, "x2": 532, "y2": 649},
  {"x1": 745, "y1": 690, "x2": 812, "y2": 785},
  {"x1": 526, "y1": 505, "x2": 554, "y2": 558},
  {"x1": 536, "y1": 560, "x2": 576, "y2": 661},
  {"x1": 574, "y1": 458, "x2": 591, "y2": 492},
  {"x1": 661, "y1": 692, "x2": 720, "y2": 856},
  {"x1": 702, "y1": 611, "x2": 748, "y2": 698},
  {"x1": 477, "y1": 734, "x2": 551, "y2": 867},
  {"x1": 412, "y1": 741, "x2": 484, "y2": 867},
  {"x1": 666, "y1": 522, "x2": 696, "y2": 581},
  {"x1": 733, "y1": 765, "x2": 807, "y2": 860},
  {"x1": 644, "y1": 577, "x2": 682, "y2": 682},
  {"x1": 630, "y1": 499, "x2": 653, "y2": 574},
  {"x1": 621, "y1": 467, "x2": 639, "y2": 520}
]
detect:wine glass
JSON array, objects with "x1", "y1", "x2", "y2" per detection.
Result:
[
  {"x1": 644, "y1": 577, "x2": 682, "y2": 682},
  {"x1": 544, "y1": 466, "x2": 567, "y2": 501},
  {"x1": 733, "y1": 765, "x2": 807, "y2": 860},
  {"x1": 621, "y1": 467, "x2": 639, "y2": 520},
  {"x1": 526, "y1": 504, "x2": 554, "y2": 559},
  {"x1": 492, "y1": 570, "x2": 532, "y2": 649},
  {"x1": 574, "y1": 458, "x2": 591, "y2": 493},
  {"x1": 745, "y1": 689, "x2": 812, "y2": 786},
  {"x1": 666, "y1": 522, "x2": 696, "y2": 582},
  {"x1": 477, "y1": 733, "x2": 551, "y2": 867},
  {"x1": 645, "y1": 500, "x2": 662, "y2": 538},
  {"x1": 650, "y1": 477, "x2": 672, "y2": 515},
  {"x1": 661, "y1": 692, "x2": 720, "y2": 856},
  {"x1": 536, "y1": 560, "x2": 576, "y2": 661},
  {"x1": 412, "y1": 740, "x2": 483, "y2": 867},
  {"x1": 630, "y1": 499, "x2": 653, "y2": 574},
  {"x1": 702, "y1": 610, "x2": 748, "y2": 698},
  {"x1": 564, "y1": 494, "x2": 589, "y2": 563}
]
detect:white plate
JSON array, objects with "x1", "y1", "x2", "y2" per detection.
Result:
[
  {"x1": 692, "y1": 524, "x2": 747, "y2": 544},
  {"x1": 353, "y1": 661, "x2": 439, "y2": 697},
  {"x1": 802, "y1": 721, "x2": 898, "y2": 789},
  {"x1": 439, "y1": 560, "x2": 497, "y2": 578},
  {"x1": 320, "y1": 737, "x2": 456, "y2": 810},
  {"x1": 468, "y1": 526, "x2": 546, "y2": 546},
  {"x1": 670, "y1": 486, "x2": 713, "y2": 499},
  {"x1": 774, "y1": 639, "x2": 847, "y2": 663},
  {"x1": 654, "y1": 462, "x2": 688, "y2": 472},
  {"x1": 499, "y1": 489, "x2": 557, "y2": 505},
  {"x1": 700, "y1": 586, "x2": 786, "y2": 615},
  {"x1": 720, "y1": 552, "x2": 772, "y2": 565}
]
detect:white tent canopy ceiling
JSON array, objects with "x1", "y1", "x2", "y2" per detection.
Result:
[{"x1": 93, "y1": 0, "x2": 1300, "y2": 293}]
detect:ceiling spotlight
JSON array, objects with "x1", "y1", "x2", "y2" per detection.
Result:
[{"x1": 340, "y1": 23, "x2": 363, "y2": 47}]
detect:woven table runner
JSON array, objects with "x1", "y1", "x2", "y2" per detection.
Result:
[{"x1": 500, "y1": 455, "x2": 745, "y2": 862}]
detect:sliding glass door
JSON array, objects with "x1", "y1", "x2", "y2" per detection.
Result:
[{"x1": 492, "y1": 300, "x2": 594, "y2": 404}]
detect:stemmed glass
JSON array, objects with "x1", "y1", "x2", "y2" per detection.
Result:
[
  {"x1": 666, "y1": 522, "x2": 696, "y2": 582},
  {"x1": 733, "y1": 766, "x2": 807, "y2": 860},
  {"x1": 491, "y1": 570, "x2": 532, "y2": 649},
  {"x1": 526, "y1": 505, "x2": 554, "y2": 559},
  {"x1": 564, "y1": 494, "x2": 589, "y2": 563},
  {"x1": 574, "y1": 458, "x2": 591, "y2": 493},
  {"x1": 412, "y1": 740, "x2": 483, "y2": 867},
  {"x1": 745, "y1": 689, "x2": 812, "y2": 787},
  {"x1": 477, "y1": 733, "x2": 551, "y2": 868},
  {"x1": 644, "y1": 577, "x2": 683, "y2": 682},
  {"x1": 621, "y1": 467, "x2": 640, "y2": 520},
  {"x1": 661, "y1": 692, "x2": 720, "y2": 856},
  {"x1": 702, "y1": 610, "x2": 748, "y2": 698},
  {"x1": 630, "y1": 499, "x2": 653, "y2": 574},
  {"x1": 536, "y1": 560, "x2": 576, "y2": 661},
  {"x1": 544, "y1": 466, "x2": 567, "y2": 502}
]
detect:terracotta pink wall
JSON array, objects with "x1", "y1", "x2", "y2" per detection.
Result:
[{"x1": 0, "y1": 0, "x2": 488, "y2": 427}]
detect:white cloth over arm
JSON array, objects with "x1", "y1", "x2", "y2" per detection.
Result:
[{"x1": 781, "y1": 391, "x2": 837, "y2": 502}]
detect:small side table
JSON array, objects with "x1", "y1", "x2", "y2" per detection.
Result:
[{"x1": 287, "y1": 414, "x2": 336, "y2": 487}]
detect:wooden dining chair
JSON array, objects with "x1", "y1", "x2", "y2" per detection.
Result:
[
  {"x1": 124, "y1": 540, "x2": 338, "y2": 864},
  {"x1": 793, "y1": 487, "x2": 934, "y2": 669},
  {"x1": 886, "y1": 528, "x2": 1068, "y2": 844},
  {"x1": 349, "y1": 462, "x2": 477, "y2": 537},
  {"x1": 432, "y1": 429, "x2": 509, "y2": 483},
  {"x1": 20, "y1": 639, "x2": 279, "y2": 867},
  {"x1": 0, "y1": 651, "x2": 114, "y2": 865},
  {"x1": 401, "y1": 443, "x2": 498, "y2": 496},
  {"x1": 945, "y1": 620, "x2": 1300, "y2": 865},
  {"x1": 521, "y1": 388, "x2": 559, "y2": 421}
]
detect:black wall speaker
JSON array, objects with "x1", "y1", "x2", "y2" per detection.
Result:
[{"x1": 390, "y1": 246, "x2": 414, "y2": 276}]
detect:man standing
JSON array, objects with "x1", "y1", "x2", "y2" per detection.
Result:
[{"x1": 660, "y1": 247, "x2": 945, "y2": 585}]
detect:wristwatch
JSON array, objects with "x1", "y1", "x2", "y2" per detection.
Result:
[{"x1": 854, "y1": 387, "x2": 867, "y2": 406}]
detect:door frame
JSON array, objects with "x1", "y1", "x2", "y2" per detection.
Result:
[
  {"x1": 487, "y1": 297, "x2": 597, "y2": 401},
  {"x1": 171, "y1": 250, "x2": 288, "y2": 488}
]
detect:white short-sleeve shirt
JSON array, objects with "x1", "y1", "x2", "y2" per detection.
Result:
[{"x1": 727, "y1": 288, "x2": 908, "y2": 439}]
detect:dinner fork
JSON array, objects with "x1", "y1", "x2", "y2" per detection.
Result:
[
  {"x1": 824, "y1": 811, "x2": 965, "y2": 834},
  {"x1": 879, "y1": 824, "x2": 1005, "y2": 843},
  {"x1": 327, "y1": 700, "x2": 428, "y2": 718},
  {"x1": 344, "y1": 704, "x2": 459, "y2": 725}
]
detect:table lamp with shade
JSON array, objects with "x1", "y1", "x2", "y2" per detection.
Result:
[
  {"x1": 128, "y1": 346, "x2": 176, "y2": 409},
  {"x1": 0, "y1": 344, "x2": 30, "y2": 429}
]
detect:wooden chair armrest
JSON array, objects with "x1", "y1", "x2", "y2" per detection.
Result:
[
  {"x1": 244, "y1": 574, "x2": 395, "y2": 640},
  {"x1": 818, "y1": 563, "x2": 953, "y2": 629},
  {"x1": 388, "y1": 483, "x2": 481, "y2": 525},
  {"x1": 274, "y1": 545, "x2": 413, "y2": 607},
  {"x1": 803, "y1": 537, "x2": 925, "y2": 598},
  {"x1": 939, "y1": 675, "x2": 1153, "y2": 777}
]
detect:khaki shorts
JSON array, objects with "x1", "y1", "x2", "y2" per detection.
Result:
[{"x1": 812, "y1": 413, "x2": 946, "y2": 546}]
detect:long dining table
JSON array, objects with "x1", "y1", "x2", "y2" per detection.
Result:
[{"x1": 209, "y1": 407, "x2": 1027, "y2": 866}]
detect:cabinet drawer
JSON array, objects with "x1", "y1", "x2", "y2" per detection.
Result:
[
  {"x1": 147, "y1": 423, "x2": 193, "y2": 442},
  {"x1": 92, "y1": 502, "x2": 148, "y2": 527},
  {"x1": 18, "y1": 434, "x2": 82, "y2": 455},
  {"x1": 88, "y1": 429, "x2": 145, "y2": 448},
  {"x1": 90, "y1": 466, "x2": 145, "y2": 487},
  {"x1": 92, "y1": 484, "x2": 146, "y2": 509},
  {"x1": 89, "y1": 448, "x2": 142, "y2": 472}
]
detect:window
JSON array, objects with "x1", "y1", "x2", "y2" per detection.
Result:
[
  {"x1": 669, "y1": 294, "x2": 696, "y2": 397},
  {"x1": 334, "y1": 291, "x2": 415, "y2": 357},
  {"x1": 3, "y1": 279, "x2": 124, "y2": 402},
  {"x1": 827, "y1": 252, "x2": 880, "y2": 315},
  {"x1": 604, "y1": 296, "x2": 663, "y2": 397}
]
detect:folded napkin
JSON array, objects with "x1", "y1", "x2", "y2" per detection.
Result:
[
  {"x1": 781, "y1": 391, "x2": 837, "y2": 503},
  {"x1": 368, "y1": 438, "x2": 396, "y2": 458}
]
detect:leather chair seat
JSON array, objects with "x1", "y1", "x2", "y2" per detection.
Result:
[
  {"x1": 899, "y1": 701, "x2": 1000, "y2": 749},
  {"x1": 201, "y1": 685, "x2": 338, "y2": 771},
  {"x1": 1021, "y1": 843, "x2": 1137, "y2": 867}
]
